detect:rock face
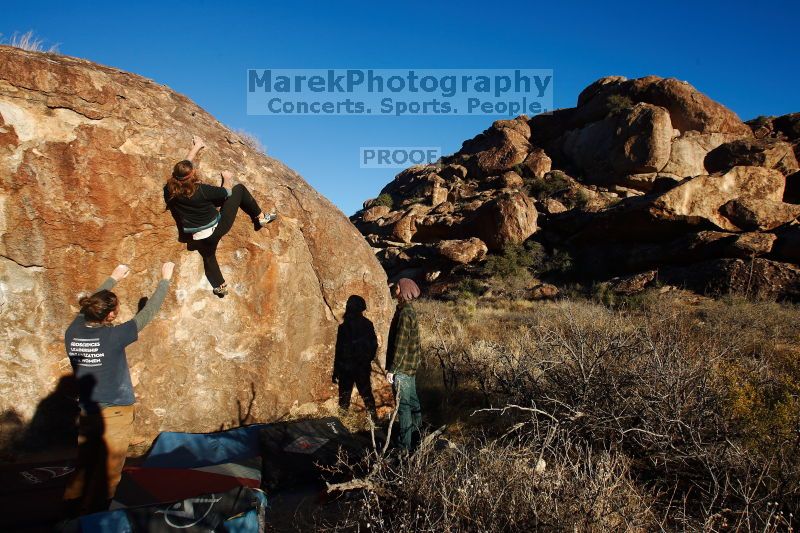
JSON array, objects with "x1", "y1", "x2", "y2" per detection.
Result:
[
  {"x1": 436, "y1": 238, "x2": 488, "y2": 264},
  {"x1": 704, "y1": 138, "x2": 799, "y2": 176},
  {"x1": 0, "y1": 47, "x2": 394, "y2": 443},
  {"x1": 468, "y1": 191, "x2": 538, "y2": 250},
  {"x1": 352, "y1": 74, "x2": 800, "y2": 300},
  {"x1": 561, "y1": 103, "x2": 675, "y2": 182},
  {"x1": 649, "y1": 166, "x2": 786, "y2": 230}
]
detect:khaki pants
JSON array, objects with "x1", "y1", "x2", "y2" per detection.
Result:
[{"x1": 63, "y1": 405, "x2": 134, "y2": 515}]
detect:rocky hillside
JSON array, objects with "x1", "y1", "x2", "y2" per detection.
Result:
[
  {"x1": 352, "y1": 75, "x2": 800, "y2": 300},
  {"x1": 0, "y1": 46, "x2": 393, "y2": 442}
]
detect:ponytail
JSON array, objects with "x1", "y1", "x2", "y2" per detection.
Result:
[{"x1": 79, "y1": 290, "x2": 118, "y2": 322}]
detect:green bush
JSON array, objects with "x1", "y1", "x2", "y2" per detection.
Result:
[
  {"x1": 483, "y1": 242, "x2": 573, "y2": 281},
  {"x1": 483, "y1": 243, "x2": 537, "y2": 279},
  {"x1": 454, "y1": 278, "x2": 486, "y2": 300},
  {"x1": 606, "y1": 94, "x2": 634, "y2": 115},
  {"x1": 545, "y1": 248, "x2": 573, "y2": 274},
  {"x1": 573, "y1": 188, "x2": 592, "y2": 210},
  {"x1": 374, "y1": 193, "x2": 394, "y2": 208},
  {"x1": 526, "y1": 170, "x2": 572, "y2": 199}
]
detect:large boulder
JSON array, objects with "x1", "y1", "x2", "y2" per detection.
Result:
[
  {"x1": 650, "y1": 166, "x2": 786, "y2": 231},
  {"x1": 467, "y1": 191, "x2": 538, "y2": 250},
  {"x1": 457, "y1": 117, "x2": 532, "y2": 176},
  {"x1": 560, "y1": 103, "x2": 675, "y2": 185},
  {"x1": 519, "y1": 148, "x2": 552, "y2": 179},
  {"x1": 564, "y1": 166, "x2": 787, "y2": 246},
  {"x1": 0, "y1": 47, "x2": 394, "y2": 442},
  {"x1": 660, "y1": 130, "x2": 745, "y2": 178},
  {"x1": 436, "y1": 238, "x2": 488, "y2": 264},
  {"x1": 748, "y1": 113, "x2": 800, "y2": 142},
  {"x1": 361, "y1": 205, "x2": 391, "y2": 223},
  {"x1": 661, "y1": 258, "x2": 800, "y2": 300},
  {"x1": 575, "y1": 75, "x2": 751, "y2": 135},
  {"x1": 704, "y1": 138, "x2": 799, "y2": 176},
  {"x1": 720, "y1": 198, "x2": 800, "y2": 231}
]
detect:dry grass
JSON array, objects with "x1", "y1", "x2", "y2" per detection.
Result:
[
  {"x1": 233, "y1": 129, "x2": 267, "y2": 154},
  {"x1": 3, "y1": 30, "x2": 59, "y2": 53},
  {"x1": 321, "y1": 294, "x2": 800, "y2": 531},
  {"x1": 322, "y1": 430, "x2": 655, "y2": 532}
]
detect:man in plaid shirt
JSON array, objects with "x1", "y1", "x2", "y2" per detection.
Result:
[{"x1": 386, "y1": 278, "x2": 422, "y2": 450}]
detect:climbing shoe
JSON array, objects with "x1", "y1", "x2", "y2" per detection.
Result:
[
  {"x1": 258, "y1": 211, "x2": 277, "y2": 227},
  {"x1": 213, "y1": 283, "x2": 228, "y2": 298}
]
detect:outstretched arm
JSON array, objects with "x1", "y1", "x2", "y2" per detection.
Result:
[
  {"x1": 95, "y1": 264, "x2": 130, "y2": 293},
  {"x1": 185, "y1": 135, "x2": 206, "y2": 162},
  {"x1": 133, "y1": 262, "x2": 175, "y2": 332}
]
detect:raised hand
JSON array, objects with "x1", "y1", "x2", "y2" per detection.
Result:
[
  {"x1": 111, "y1": 264, "x2": 131, "y2": 281},
  {"x1": 191, "y1": 135, "x2": 206, "y2": 150},
  {"x1": 161, "y1": 261, "x2": 176, "y2": 280}
]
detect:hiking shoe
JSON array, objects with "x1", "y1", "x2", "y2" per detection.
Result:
[{"x1": 213, "y1": 284, "x2": 228, "y2": 298}]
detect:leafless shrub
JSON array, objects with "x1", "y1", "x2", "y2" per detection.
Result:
[
  {"x1": 316, "y1": 295, "x2": 798, "y2": 530},
  {"x1": 415, "y1": 296, "x2": 800, "y2": 530},
  {"x1": 233, "y1": 129, "x2": 267, "y2": 154},
  {"x1": 320, "y1": 426, "x2": 655, "y2": 532}
]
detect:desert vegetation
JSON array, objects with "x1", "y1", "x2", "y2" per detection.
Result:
[
  {"x1": 321, "y1": 293, "x2": 799, "y2": 531},
  {"x1": 1, "y1": 30, "x2": 59, "y2": 53}
]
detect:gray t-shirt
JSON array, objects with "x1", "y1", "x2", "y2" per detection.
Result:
[{"x1": 65, "y1": 316, "x2": 138, "y2": 410}]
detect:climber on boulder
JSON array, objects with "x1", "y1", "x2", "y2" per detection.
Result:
[
  {"x1": 63, "y1": 261, "x2": 175, "y2": 516},
  {"x1": 164, "y1": 135, "x2": 277, "y2": 297}
]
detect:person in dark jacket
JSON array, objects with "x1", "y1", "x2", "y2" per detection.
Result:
[
  {"x1": 333, "y1": 295, "x2": 378, "y2": 422},
  {"x1": 164, "y1": 136, "x2": 276, "y2": 297},
  {"x1": 385, "y1": 278, "x2": 422, "y2": 450},
  {"x1": 63, "y1": 262, "x2": 174, "y2": 515}
]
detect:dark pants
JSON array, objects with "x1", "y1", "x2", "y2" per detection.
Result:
[
  {"x1": 195, "y1": 184, "x2": 262, "y2": 288},
  {"x1": 338, "y1": 367, "x2": 377, "y2": 419},
  {"x1": 393, "y1": 373, "x2": 421, "y2": 450}
]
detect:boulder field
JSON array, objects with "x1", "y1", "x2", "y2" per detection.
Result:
[
  {"x1": 0, "y1": 46, "x2": 394, "y2": 444},
  {"x1": 352, "y1": 75, "x2": 800, "y2": 300}
]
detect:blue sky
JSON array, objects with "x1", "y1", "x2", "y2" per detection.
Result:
[{"x1": 4, "y1": 0, "x2": 799, "y2": 215}]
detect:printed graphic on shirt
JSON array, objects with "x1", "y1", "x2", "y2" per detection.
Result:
[{"x1": 68, "y1": 337, "x2": 104, "y2": 367}]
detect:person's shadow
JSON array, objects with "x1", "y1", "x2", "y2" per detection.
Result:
[
  {"x1": 333, "y1": 296, "x2": 378, "y2": 421},
  {"x1": 0, "y1": 375, "x2": 107, "y2": 528},
  {"x1": 15, "y1": 375, "x2": 81, "y2": 453},
  {"x1": 60, "y1": 375, "x2": 109, "y2": 519}
]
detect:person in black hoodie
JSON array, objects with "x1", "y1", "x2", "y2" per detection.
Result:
[{"x1": 164, "y1": 136, "x2": 276, "y2": 297}]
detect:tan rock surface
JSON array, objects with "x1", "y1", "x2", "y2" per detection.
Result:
[
  {"x1": 660, "y1": 131, "x2": 744, "y2": 178},
  {"x1": 561, "y1": 103, "x2": 675, "y2": 185},
  {"x1": 361, "y1": 205, "x2": 391, "y2": 222},
  {"x1": 649, "y1": 166, "x2": 786, "y2": 230},
  {"x1": 720, "y1": 198, "x2": 800, "y2": 231},
  {"x1": 458, "y1": 117, "x2": 532, "y2": 176},
  {"x1": 436, "y1": 238, "x2": 488, "y2": 264},
  {"x1": 705, "y1": 138, "x2": 799, "y2": 176},
  {"x1": 0, "y1": 47, "x2": 393, "y2": 441},
  {"x1": 469, "y1": 191, "x2": 538, "y2": 250}
]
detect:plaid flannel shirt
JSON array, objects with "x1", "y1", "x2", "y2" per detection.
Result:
[{"x1": 387, "y1": 303, "x2": 421, "y2": 375}]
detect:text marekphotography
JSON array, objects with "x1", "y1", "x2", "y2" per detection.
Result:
[{"x1": 247, "y1": 69, "x2": 553, "y2": 116}]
